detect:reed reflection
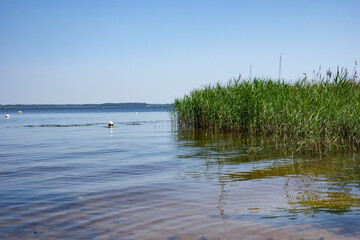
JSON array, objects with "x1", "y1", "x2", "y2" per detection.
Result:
[{"x1": 174, "y1": 130, "x2": 360, "y2": 217}]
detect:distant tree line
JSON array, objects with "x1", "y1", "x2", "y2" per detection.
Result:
[{"x1": 0, "y1": 103, "x2": 171, "y2": 109}]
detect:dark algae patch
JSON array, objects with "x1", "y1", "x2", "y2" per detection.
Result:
[{"x1": 171, "y1": 65, "x2": 360, "y2": 154}]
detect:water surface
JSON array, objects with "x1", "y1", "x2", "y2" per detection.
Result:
[{"x1": 1, "y1": 108, "x2": 360, "y2": 239}]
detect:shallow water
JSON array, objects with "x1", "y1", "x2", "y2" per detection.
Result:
[{"x1": 1, "y1": 108, "x2": 360, "y2": 239}]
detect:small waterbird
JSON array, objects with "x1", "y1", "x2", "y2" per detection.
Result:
[
  {"x1": 5, "y1": 114, "x2": 10, "y2": 118},
  {"x1": 134, "y1": 112, "x2": 137, "y2": 115},
  {"x1": 108, "y1": 121, "x2": 114, "y2": 128}
]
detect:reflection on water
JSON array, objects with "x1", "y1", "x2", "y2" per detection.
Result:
[
  {"x1": 1, "y1": 110, "x2": 360, "y2": 239},
  {"x1": 174, "y1": 130, "x2": 360, "y2": 218}
]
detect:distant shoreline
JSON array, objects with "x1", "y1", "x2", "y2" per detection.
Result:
[{"x1": 0, "y1": 103, "x2": 172, "y2": 109}]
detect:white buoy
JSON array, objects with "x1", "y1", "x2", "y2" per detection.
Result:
[
  {"x1": 108, "y1": 121, "x2": 114, "y2": 128},
  {"x1": 5, "y1": 114, "x2": 10, "y2": 118}
]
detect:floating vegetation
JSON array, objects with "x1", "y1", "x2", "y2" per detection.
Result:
[{"x1": 171, "y1": 65, "x2": 360, "y2": 154}]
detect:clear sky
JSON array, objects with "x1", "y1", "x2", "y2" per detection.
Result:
[{"x1": 0, "y1": 0, "x2": 359, "y2": 104}]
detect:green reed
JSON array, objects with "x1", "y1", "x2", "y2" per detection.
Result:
[{"x1": 171, "y1": 66, "x2": 360, "y2": 152}]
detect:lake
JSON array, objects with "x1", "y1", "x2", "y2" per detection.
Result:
[{"x1": 1, "y1": 107, "x2": 360, "y2": 239}]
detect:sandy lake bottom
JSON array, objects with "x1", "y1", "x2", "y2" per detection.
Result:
[{"x1": 1, "y1": 108, "x2": 360, "y2": 239}]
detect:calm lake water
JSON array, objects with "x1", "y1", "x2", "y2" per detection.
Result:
[{"x1": 1, "y1": 107, "x2": 360, "y2": 240}]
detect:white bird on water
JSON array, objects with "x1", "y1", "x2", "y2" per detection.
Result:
[
  {"x1": 5, "y1": 114, "x2": 10, "y2": 118},
  {"x1": 134, "y1": 112, "x2": 137, "y2": 115},
  {"x1": 108, "y1": 121, "x2": 114, "y2": 128}
]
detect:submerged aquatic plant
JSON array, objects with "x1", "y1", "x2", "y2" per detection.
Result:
[{"x1": 171, "y1": 64, "x2": 360, "y2": 153}]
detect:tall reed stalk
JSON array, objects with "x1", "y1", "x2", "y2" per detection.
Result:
[{"x1": 171, "y1": 66, "x2": 360, "y2": 152}]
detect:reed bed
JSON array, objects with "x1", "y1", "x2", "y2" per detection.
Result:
[{"x1": 171, "y1": 66, "x2": 360, "y2": 153}]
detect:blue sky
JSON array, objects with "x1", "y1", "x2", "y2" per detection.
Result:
[{"x1": 0, "y1": 0, "x2": 359, "y2": 104}]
